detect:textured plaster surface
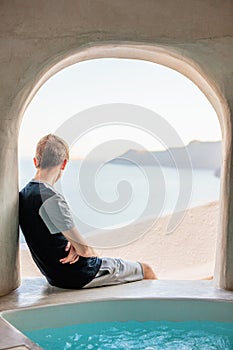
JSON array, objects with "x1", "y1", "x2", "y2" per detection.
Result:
[
  {"x1": 1, "y1": 278, "x2": 233, "y2": 313},
  {"x1": 0, "y1": 316, "x2": 41, "y2": 349},
  {"x1": 0, "y1": 1, "x2": 233, "y2": 295}
]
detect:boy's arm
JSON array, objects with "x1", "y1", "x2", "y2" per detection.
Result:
[
  {"x1": 62, "y1": 226, "x2": 98, "y2": 258},
  {"x1": 38, "y1": 192, "x2": 98, "y2": 262}
]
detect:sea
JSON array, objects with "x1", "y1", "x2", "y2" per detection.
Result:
[{"x1": 19, "y1": 159, "x2": 220, "y2": 243}]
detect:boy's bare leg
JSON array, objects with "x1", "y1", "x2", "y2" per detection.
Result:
[{"x1": 140, "y1": 262, "x2": 158, "y2": 280}]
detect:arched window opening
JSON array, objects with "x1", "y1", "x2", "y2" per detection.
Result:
[{"x1": 19, "y1": 58, "x2": 222, "y2": 280}]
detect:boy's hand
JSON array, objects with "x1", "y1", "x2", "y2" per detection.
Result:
[{"x1": 60, "y1": 244, "x2": 79, "y2": 264}]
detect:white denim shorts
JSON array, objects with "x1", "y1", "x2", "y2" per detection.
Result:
[{"x1": 83, "y1": 257, "x2": 144, "y2": 288}]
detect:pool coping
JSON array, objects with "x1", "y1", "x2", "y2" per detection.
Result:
[
  {"x1": 0, "y1": 317, "x2": 42, "y2": 350},
  {"x1": 1, "y1": 278, "x2": 233, "y2": 349}
]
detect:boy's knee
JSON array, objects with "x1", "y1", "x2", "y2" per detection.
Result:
[{"x1": 140, "y1": 262, "x2": 158, "y2": 280}]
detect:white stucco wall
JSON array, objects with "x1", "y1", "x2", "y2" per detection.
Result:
[{"x1": 0, "y1": 0, "x2": 232, "y2": 295}]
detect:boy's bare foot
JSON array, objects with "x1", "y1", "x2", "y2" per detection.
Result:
[
  {"x1": 140, "y1": 262, "x2": 158, "y2": 280},
  {"x1": 201, "y1": 276, "x2": 213, "y2": 280}
]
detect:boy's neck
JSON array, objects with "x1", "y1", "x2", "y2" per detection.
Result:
[{"x1": 33, "y1": 166, "x2": 61, "y2": 186}]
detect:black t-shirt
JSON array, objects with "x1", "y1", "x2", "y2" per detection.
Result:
[{"x1": 19, "y1": 180, "x2": 101, "y2": 289}]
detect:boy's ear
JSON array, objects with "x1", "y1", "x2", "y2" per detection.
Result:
[
  {"x1": 61, "y1": 159, "x2": 67, "y2": 170},
  {"x1": 33, "y1": 157, "x2": 38, "y2": 168}
]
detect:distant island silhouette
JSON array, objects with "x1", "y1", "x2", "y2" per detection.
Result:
[{"x1": 109, "y1": 140, "x2": 221, "y2": 177}]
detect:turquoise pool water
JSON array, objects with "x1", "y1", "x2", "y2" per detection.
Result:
[
  {"x1": 24, "y1": 320, "x2": 233, "y2": 350},
  {"x1": 3, "y1": 300, "x2": 233, "y2": 350}
]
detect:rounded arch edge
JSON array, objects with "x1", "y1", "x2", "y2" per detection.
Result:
[
  {"x1": 19, "y1": 42, "x2": 231, "y2": 141},
  {"x1": 17, "y1": 42, "x2": 232, "y2": 290}
]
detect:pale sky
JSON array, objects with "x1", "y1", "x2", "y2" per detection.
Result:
[{"x1": 19, "y1": 58, "x2": 221, "y2": 160}]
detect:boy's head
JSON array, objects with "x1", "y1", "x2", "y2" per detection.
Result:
[{"x1": 34, "y1": 134, "x2": 69, "y2": 169}]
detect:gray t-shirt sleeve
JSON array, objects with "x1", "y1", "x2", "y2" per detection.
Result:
[{"x1": 39, "y1": 193, "x2": 75, "y2": 234}]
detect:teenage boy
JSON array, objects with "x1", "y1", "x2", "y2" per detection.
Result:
[{"x1": 19, "y1": 134, "x2": 157, "y2": 289}]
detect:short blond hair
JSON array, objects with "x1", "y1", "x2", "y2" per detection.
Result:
[{"x1": 35, "y1": 134, "x2": 69, "y2": 169}]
